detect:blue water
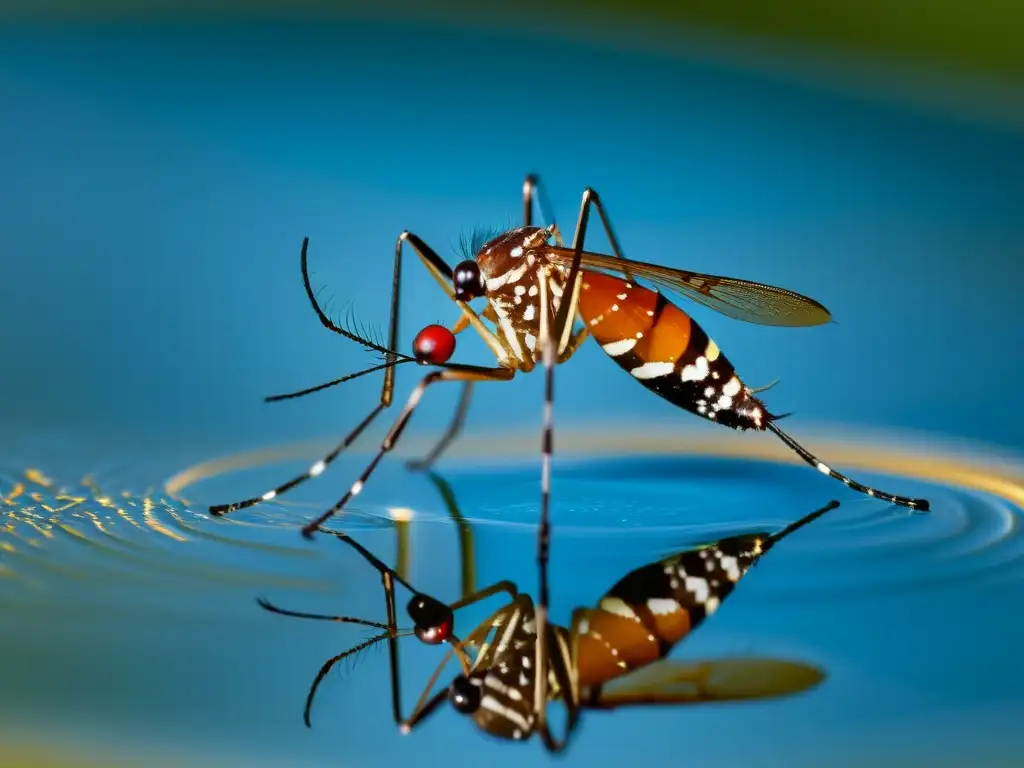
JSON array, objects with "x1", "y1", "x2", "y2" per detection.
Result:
[
  {"x1": 1, "y1": 433, "x2": 1023, "y2": 766},
  {"x1": 1, "y1": 17, "x2": 1023, "y2": 768}
]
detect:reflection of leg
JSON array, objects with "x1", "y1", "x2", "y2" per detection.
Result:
[
  {"x1": 426, "y1": 471, "x2": 477, "y2": 599},
  {"x1": 406, "y1": 382, "x2": 474, "y2": 471}
]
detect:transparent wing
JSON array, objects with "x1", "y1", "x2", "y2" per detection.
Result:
[
  {"x1": 588, "y1": 657, "x2": 827, "y2": 709},
  {"x1": 546, "y1": 247, "x2": 831, "y2": 327}
]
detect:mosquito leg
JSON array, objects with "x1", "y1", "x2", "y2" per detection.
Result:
[
  {"x1": 402, "y1": 231, "x2": 513, "y2": 367},
  {"x1": 405, "y1": 382, "x2": 474, "y2": 471},
  {"x1": 209, "y1": 404, "x2": 386, "y2": 515},
  {"x1": 300, "y1": 365, "x2": 514, "y2": 538},
  {"x1": 209, "y1": 233, "x2": 415, "y2": 516},
  {"x1": 766, "y1": 421, "x2": 930, "y2": 511},
  {"x1": 527, "y1": 175, "x2": 634, "y2": 278}
]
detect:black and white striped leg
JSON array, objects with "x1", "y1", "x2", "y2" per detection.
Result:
[
  {"x1": 531, "y1": 186, "x2": 608, "y2": 753},
  {"x1": 209, "y1": 233, "x2": 416, "y2": 516},
  {"x1": 767, "y1": 422, "x2": 930, "y2": 512},
  {"x1": 300, "y1": 365, "x2": 515, "y2": 539},
  {"x1": 210, "y1": 404, "x2": 386, "y2": 515},
  {"x1": 405, "y1": 382, "x2": 475, "y2": 472}
]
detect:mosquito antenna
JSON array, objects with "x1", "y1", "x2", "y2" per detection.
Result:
[
  {"x1": 256, "y1": 597, "x2": 391, "y2": 630},
  {"x1": 264, "y1": 359, "x2": 416, "y2": 403},
  {"x1": 301, "y1": 237, "x2": 409, "y2": 358},
  {"x1": 304, "y1": 630, "x2": 415, "y2": 727}
]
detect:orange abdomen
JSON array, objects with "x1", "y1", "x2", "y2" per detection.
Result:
[{"x1": 578, "y1": 270, "x2": 771, "y2": 431}]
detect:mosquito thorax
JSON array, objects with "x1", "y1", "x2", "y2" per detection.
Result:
[
  {"x1": 407, "y1": 593, "x2": 454, "y2": 644},
  {"x1": 448, "y1": 674, "x2": 483, "y2": 714},
  {"x1": 474, "y1": 226, "x2": 550, "y2": 289}
]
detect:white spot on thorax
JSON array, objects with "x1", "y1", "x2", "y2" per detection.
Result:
[{"x1": 722, "y1": 376, "x2": 742, "y2": 397}]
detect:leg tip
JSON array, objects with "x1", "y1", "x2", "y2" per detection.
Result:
[{"x1": 912, "y1": 499, "x2": 931, "y2": 513}]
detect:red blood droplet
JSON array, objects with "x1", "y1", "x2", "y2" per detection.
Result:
[
  {"x1": 416, "y1": 619, "x2": 452, "y2": 645},
  {"x1": 412, "y1": 324, "x2": 456, "y2": 365}
]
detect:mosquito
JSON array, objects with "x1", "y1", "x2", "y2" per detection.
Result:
[
  {"x1": 256, "y1": 471, "x2": 836, "y2": 752},
  {"x1": 208, "y1": 174, "x2": 929, "y2": 540}
]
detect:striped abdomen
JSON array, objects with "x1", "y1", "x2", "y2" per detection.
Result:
[
  {"x1": 574, "y1": 532, "x2": 768, "y2": 689},
  {"x1": 578, "y1": 271, "x2": 772, "y2": 431}
]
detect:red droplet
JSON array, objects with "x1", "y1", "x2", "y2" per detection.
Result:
[
  {"x1": 412, "y1": 324, "x2": 456, "y2": 365},
  {"x1": 418, "y1": 619, "x2": 452, "y2": 645}
]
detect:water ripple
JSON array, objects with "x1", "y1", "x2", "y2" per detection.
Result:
[{"x1": 1, "y1": 427, "x2": 1021, "y2": 601}]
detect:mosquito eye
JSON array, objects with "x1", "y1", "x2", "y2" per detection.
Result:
[
  {"x1": 412, "y1": 324, "x2": 456, "y2": 366},
  {"x1": 452, "y1": 260, "x2": 485, "y2": 301},
  {"x1": 449, "y1": 675, "x2": 482, "y2": 714},
  {"x1": 407, "y1": 593, "x2": 454, "y2": 644}
]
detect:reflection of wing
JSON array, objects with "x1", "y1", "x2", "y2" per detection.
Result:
[
  {"x1": 587, "y1": 658, "x2": 826, "y2": 709},
  {"x1": 545, "y1": 247, "x2": 831, "y2": 327}
]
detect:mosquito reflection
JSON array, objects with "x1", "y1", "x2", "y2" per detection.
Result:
[{"x1": 257, "y1": 473, "x2": 834, "y2": 753}]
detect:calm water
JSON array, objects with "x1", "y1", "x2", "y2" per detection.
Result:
[
  {"x1": 2, "y1": 17, "x2": 1023, "y2": 768},
  {"x1": 2, "y1": 429, "x2": 1022, "y2": 767}
]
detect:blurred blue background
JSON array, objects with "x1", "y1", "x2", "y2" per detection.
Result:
[
  {"x1": 1, "y1": 20, "x2": 1022, "y2": 452},
  {"x1": 1, "y1": 11, "x2": 1023, "y2": 768}
]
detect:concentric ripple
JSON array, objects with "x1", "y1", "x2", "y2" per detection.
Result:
[
  {"x1": 163, "y1": 426, "x2": 1024, "y2": 600},
  {"x1": 1, "y1": 425, "x2": 1022, "y2": 602}
]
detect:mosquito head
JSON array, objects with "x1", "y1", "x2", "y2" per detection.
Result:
[
  {"x1": 407, "y1": 593, "x2": 454, "y2": 645},
  {"x1": 453, "y1": 260, "x2": 485, "y2": 301},
  {"x1": 448, "y1": 673, "x2": 483, "y2": 714},
  {"x1": 412, "y1": 324, "x2": 456, "y2": 366}
]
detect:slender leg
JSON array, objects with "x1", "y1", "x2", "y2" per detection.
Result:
[
  {"x1": 405, "y1": 382, "x2": 475, "y2": 471},
  {"x1": 767, "y1": 421, "x2": 930, "y2": 511},
  {"x1": 300, "y1": 365, "x2": 515, "y2": 538},
  {"x1": 426, "y1": 471, "x2": 477, "y2": 599},
  {"x1": 532, "y1": 185, "x2": 614, "y2": 752},
  {"x1": 524, "y1": 174, "x2": 635, "y2": 280},
  {"x1": 210, "y1": 226, "x2": 517, "y2": 516},
  {"x1": 270, "y1": 522, "x2": 518, "y2": 729}
]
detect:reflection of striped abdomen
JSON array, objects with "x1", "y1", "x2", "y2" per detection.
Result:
[
  {"x1": 577, "y1": 271, "x2": 772, "y2": 431},
  {"x1": 574, "y1": 534, "x2": 767, "y2": 688}
]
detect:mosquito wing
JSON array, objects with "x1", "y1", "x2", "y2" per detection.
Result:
[
  {"x1": 545, "y1": 247, "x2": 832, "y2": 327},
  {"x1": 587, "y1": 657, "x2": 826, "y2": 709}
]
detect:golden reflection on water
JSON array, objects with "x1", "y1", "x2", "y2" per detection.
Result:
[
  {"x1": 3, "y1": 424, "x2": 1022, "y2": 586},
  {"x1": 164, "y1": 426, "x2": 1024, "y2": 507}
]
